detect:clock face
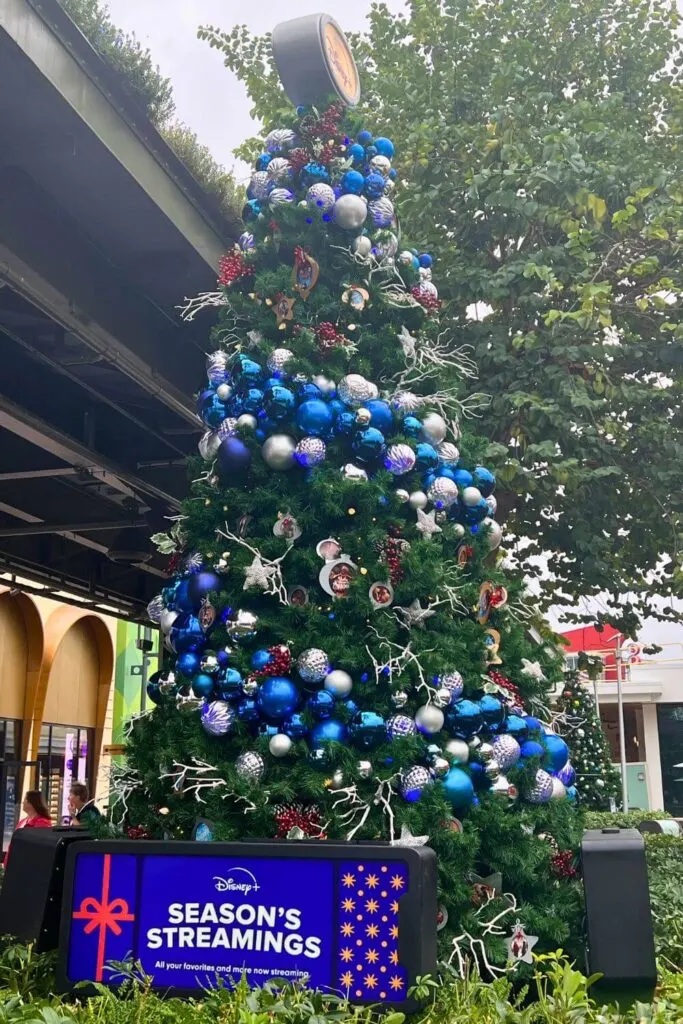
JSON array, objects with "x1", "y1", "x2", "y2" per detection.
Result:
[{"x1": 323, "y1": 21, "x2": 360, "y2": 106}]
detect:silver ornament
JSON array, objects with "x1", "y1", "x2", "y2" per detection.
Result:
[
  {"x1": 367, "y1": 197, "x2": 395, "y2": 228},
  {"x1": 262, "y1": 434, "x2": 296, "y2": 470},
  {"x1": 146, "y1": 594, "x2": 164, "y2": 624},
  {"x1": 306, "y1": 182, "x2": 336, "y2": 212},
  {"x1": 357, "y1": 760, "x2": 373, "y2": 779},
  {"x1": 484, "y1": 759, "x2": 501, "y2": 780},
  {"x1": 269, "y1": 187, "x2": 295, "y2": 206},
  {"x1": 351, "y1": 235, "x2": 373, "y2": 259},
  {"x1": 409, "y1": 490, "x2": 429, "y2": 510},
  {"x1": 234, "y1": 414, "x2": 256, "y2": 433},
  {"x1": 398, "y1": 250, "x2": 415, "y2": 266},
  {"x1": 385, "y1": 443, "x2": 416, "y2": 476},
  {"x1": 267, "y1": 348, "x2": 294, "y2": 374},
  {"x1": 551, "y1": 778, "x2": 567, "y2": 800},
  {"x1": 482, "y1": 518, "x2": 503, "y2": 550},
  {"x1": 527, "y1": 769, "x2": 554, "y2": 804},
  {"x1": 437, "y1": 441, "x2": 460, "y2": 465},
  {"x1": 235, "y1": 751, "x2": 265, "y2": 782},
  {"x1": 391, "y1": 690, "x2": 409, "y2": 708},
  {"x1": 440, "y1": 670, "x2": 464, "y2": 701},
  {"x1": 216, "y1": 383, "x2": 233, "y2": 402},
  {"x1": 226, "y1": 609, "x2": 259, "y2": 640},
  {"x1": 433, "y1": 687, "x2": 453, "y2": 710},
  {"x1": 387, "y1": 714, "x2": 418, "y2": 739},
  {"x1": 369, "y1": 155, "x2": 392, "y2": 177},
  {"x1": 393, "y1": 391, "x2": 423, "y2": 415},
  {"x1": 200, "y1": 654, "x2": 220, "y2": 675},
  {"x1": 266, "y1": 156, "x2": 292, "y2": 182},
  {"x1": 419, "y1": 266, "x2": 432, "y2": 282},
  {"x1": 453, "y1": 523, "x2": 466, "y2": 539},
  {"x1": 333, "y1": 194, "x2": 368, "y2": 230},
  {"x1": 198, "y1": 430, "x2": 223, "y2": 461},
  {"x1": 355, "y1": 407, "x2": 372, "y2": 426},
  {"x1": 462, "y1": 486, "x2": 483, "y2": 507},
  {"x1": 420, "y1": 412, "x2": 448, "y2": 444},
  {"x1": 427, "y1": 477, "x2": 459, "y2": 508},
  {"x1": 478, "y1": 742, "x2": 495, "y2": 763},
  {"x1": 265, "y1": 128, "x2": 297, "y2": 153},
  {"x1": 159, "y1": 609, "x2": 178, "y2": 634},
  {"x1": 269, "y1": 733, "x2": 293, "y2": 758},
  {"x1": 206, "y1": 350, "x2": 229, "y2": 384},
  {"x1": 297, "y1": 648, "x2": 331, "y2": 683},
  {"x1": 338, "y1": 374, "x2": 377, "y2": 406},
  {"x1": 295, "y1": 437, "x2": 326, "y2": 466},
  {"x1": 430, "y1": 756, "x2": 450, "y2": 779},
  {"x1": 492, "y1": 734, "x2": 521, "y2": 772},
  {"x1": 490, "y1": 775, "x2": 517, "y2": 802},
  {"x1": 372, "y1": 231, "x2": 399, "y2": 260},
  {"x1": 341, "y1": 463, "x2": 369, "y2": 482},
  {"x1": 415, "y1": 705, "x2": 445, "y2": 735},
  {"x1": 469, "y1": 736, "x2": 482, "y2": 752},
  {"x1": 313, "y1": 374, "x2": 336, "y2": 395},
  {"x1": 241, "y1": 678, "x2": 259, "y2": 697},
  {"x1": 446, "y1": 738, "x2": 470, "y2": 764},
  {"x1": 201, "y1": 701, "x2": 235, "y2": 737},
  {"x1": 400, "y1": 766, "x2": 432, "y2": 799},
  {"x1": 324, "y1": 669, "x2": 353, "y2": 698},
  {"x1": 249, "y1": 170, "x2": 272, "y2": 200},
  {"x1": 330, "y1": 769, "x2": 345, "y2": 790},
  {"x1": 395, "y1": 488, "x2": 410, "y2": 503}
]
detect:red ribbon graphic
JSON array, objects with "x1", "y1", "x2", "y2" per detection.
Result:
[{"x1": 73, "y1": 854, "x2": 135, "y2": 981}]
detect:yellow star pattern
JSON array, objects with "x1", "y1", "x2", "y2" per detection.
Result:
[
  {"x1": 340, "y1": 947, "x2": 354, "y2": 963},
  {"x1": 364, "y1": 974, "x2": 378, "y2": 990},
  {"x1": 340, "y1": 971, "x2": 353, "y2": 989},
  {"x1": 389, "y1": 975, "x2": 404, "y2": 991},
  {"x1": 365, "y1": 949, "x2": 379, "y2": 964},
  {"x1": 390, "y1": 900, "x2": 400, "y2": 914},
  {"x1": 342, "y1": 897, "x2": 355, "y2": 912},
  {"x1": 389, "y1": 950, "x2": 399, "y2": 965},
  {"x1": 390, "y1": 874, "x2": 405, "y2": 891},
  {"x1": 390, "y1": 925, "x2": 399, "y2": 939},
  {"x1": 342, "y1": 873, "x2": 356, "y2": 888},
  {"x1": 341, "y1": 922, "x2": 354, "y2": 937},
  {"x1": 365, "y1": 873, "x2": 380, "y2": 889},
  {"x1": 366, "y1": 924, "x2": 379, "y2": 939},
  {"x1": 365, "y1": 898, "x2": 379, "y2": 914}
]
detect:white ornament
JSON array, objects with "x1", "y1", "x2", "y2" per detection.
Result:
[
  {"x1": 416, "y1": 508, "x2": 443, "y2": 540},
  {"x1": 269, "y1": 187, "x2": 295, "y2": 206},
  {"x1": 313, "y1": 374, "x2": 336, "y2": 395},
  {"x1": 269, "y1": 734, "x2": 293, "y2": 758},
  {"x1": 249, "y1": 170, "x2": 273, "y2": 200},
  {"x1": 351, "y1": 235, "x2": 372, "y2": 258},
  {"x1": 267, "y1": 348, "x2": 294, "y2": 374},
  {"x1": 462, "y1": 486, "x2": 483, "y2": 507},
  {"x1": 505, "y1": 922, "x2": 539, "y2": 964},
  {"x1": 420, "y1": 412, "x2": 448, "y2": 444},
  {"x1": 395, "y1": 599, "x2": 437, "y2": 630},
  {"x1": 306, "y1": 183, "x2": 336, "y2": 212},
  {"x1": 262, "y1": 434, "x2": 296, "y2": 470},
  {"x1": 415, "y1": 705, "x2": 445, "y2": 735},
  {"x1": 409, "y1": 490, "x2": 429, "y2": 510},
  {"x1": 521, "y1": 658, "x2": 546, "y2": 682},
  {"x1": 369, "y1": 155, "x2": 392, "y2": 178},
  {"x1": 390, "y1": 823, "x2": 429, "y2": 848},
  {"x1": 551, "y1": 778, "x2": 567, "y2": 800},
  {"x1": 483, "y1": 518, "x2": 503, "y2": 550},
  {"x1": 386, "y1": 443, "x2": 416, "y2": 476},
  {"x1": 267, "y1": 157, "x2": 292, "y2": 182},
  {"x1": 446, "y1": 738, "x2": 469, "y2": 764},
  {"x1": 243, "y1": 555, "x2": 277, "y2": 591},
  {"x1": 333, "y1": 194, "x2": 368, "y2": 230},
  {"x1": 392, "y1": 391, "x2": 423, "y2": 415},
  {"x1": 427, "y1": 478, "x2": 459, "y2": 509},
  {"x1": 159, "y1": 609, "x2": 178, "y2": 634},
  {"x1": 198, "y1": 430, "x2": 222, "y2": 461},
  {"x1": 437, "y1": 441, "x2": 460, "y2": 465},
  {"x1": 324, "y1": 670, "x2": 353, "y2": 698},
  {"x1": 216, "y1": 383, "x2": 233, "y2": 402}
]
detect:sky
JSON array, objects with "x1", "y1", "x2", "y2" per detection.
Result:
[{"x1": 103, "y1": 0, "x2": 683, "y2": 652}]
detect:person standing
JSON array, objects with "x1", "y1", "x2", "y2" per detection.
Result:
[
  {"x1": 3, "y1": 791, "x2": 52, "y2": 866},
  {"x1": 68, "y1": 783, "x2": 102, "y2": 827}
]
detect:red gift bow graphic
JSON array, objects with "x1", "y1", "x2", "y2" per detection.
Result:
[{"x1": 72, "y1": 854, "x2": 135, "y2": 981}]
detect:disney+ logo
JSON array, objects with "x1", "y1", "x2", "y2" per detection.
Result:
[{"x1": 213, "y1": 867, "x2": 260, "y2": 896}]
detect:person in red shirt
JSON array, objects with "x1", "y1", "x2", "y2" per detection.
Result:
[{"x1": 3, "y1": 790, "x2": 52, "y2": 867}]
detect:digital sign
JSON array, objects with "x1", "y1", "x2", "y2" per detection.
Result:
[{"x1": 57, "y1": 841, "x2": 436, "y2": 1009}]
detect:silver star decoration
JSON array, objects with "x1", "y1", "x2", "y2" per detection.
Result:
[
  {"x1": 246, "y1": 330, "x2": 263, "y2": 349},
  {"x1": 395, "y1": 599, "x2": 436, "y2": 630},
  {"x1": 397, "y1": 324, "x2": 417, "y2": 360},
  {"x1": 521, "y1": 658, "x2": 546, "y2": 681},
  {"x1": 243, "y1": 555, "x2": 277, "y2": 591},
  {"x1": 391, "y1": 823, "x2": 429, "y2": 848},
  {"x1": 505, "y1": 922, "x2": 538, "y2": 964},
  {"x1": 416, "y1": 509, "x2": 443, "y2": 540}
]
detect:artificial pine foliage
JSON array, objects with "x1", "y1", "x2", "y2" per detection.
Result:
[
  {"x1": 555, "y1": 670, "x2": 621, "y2": 811},
  {"x1": 122, "y1": 102, "x2": 583, "y2": 970}
]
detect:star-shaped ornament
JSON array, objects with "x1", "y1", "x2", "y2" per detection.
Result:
[
  {"x1": 521, "y1": 658, "x2": 546, "y2": 681},
  {"x1": 397, "y1": 325, "x2": 418, "y2": 360},
  {"x1": 243, "y1": 555, "x2": 276, "y2": 591},
  {"x1": 391, "y1": 823, "x2": 429, "y2": 848},
  {"x1": 416, "y1": 509, "x2": 443, "y2": 540},
  {"x1": 395, "y1": 599, "x2": 436, "y2": 630},
  {"x1": 505, "y1": 921, "x2": 538, "y2": 964},
  {"x1": 273, "y1": 294, "x2": 296, "y2": 327}
]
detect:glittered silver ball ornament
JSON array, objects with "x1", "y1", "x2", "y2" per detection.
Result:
[
  {"x1": 446, "y1": 738, "x2": 470, "y2": 764},
  {"x1": 338, "y1": 374, "x2": 377, "y2": 406},
  {"x1": 198, "y1": 430, "x2": 223, "y2": 461},
  {"x1": 433, "y1": 687, "x2": 453, "y2": 709},
  {"x1": 393, "y1": 391, "x2": 423, "y2": 415},
  {"x1": 372, "y1": 231, "x2": 399, "y2": 260},
  {"x1": 420, "y1": 412, "x2": 448, "y2": 444},
  {"x1": 386, "y1": 443, "x2": 416, "y2": 476},
  {"x1": 415, "y1": 705, "x2": 445, "y2": 735},
  {"x1": 369, "y1": 155, "x2": 392, "y2": 177},
  {"x1": 437, "y1": 441, "x2": 460, "y2": 465},
  {"x1": 430, "y1": 756, "x2": 450, "y2": 779},
  {"x1": 265, "y1": 128, "x2": 297, "y2": 153},
  {"x1": 400, "y1": 766, "x2": 432, "y2": 799},
  {"x1": 387, "y1": 714, "x2": 418, "y2": 739},
  {"x1": 333, "y1": 194, "x2": 368, "y2": 230},
  {"x1": 462, "y1": 486, "x2": 483, "y2": 507},
  {"x1": 249, "y1": 170, "x2": 273, "y2": 200},
  {"x1": 267, "y1": 156, "x2": 292, "y2": 182},
  {"x1": 527, "y1": 769, "x2": 554, "y2": 804},
  {"x1": 551, "y1": 777, "x2": 567, "y2": 800},
  {"x1": 235, "y1": 751, "x2": 265, "y2": 782},
  {"x1": 352, "y1": 235, "x2": 373, "y2": 258},
  {"x1": 409, "y1": 490, "x2": 428, "y2": 510},
  {"x1": 440, "y1": 670, "x2": 464, "y2": 701},
  {"x1": 269, "y1": 187, "x2": 295, "y2": 206},
  {"x1": 200, "y1": 654, "x2": 220, "y2": 676},
  {"x1": 262, "y1": 434, "x2": 296, "y2": 470},
  {"x1": 492, "y1": 734, "x2": 521, "y2": 772},
  {"x1": 297, "y1": 648, "x2": 331, "y2": 683},
  {"x1": 324, "y1": 670, "x2": 353, "y2": 698},
  {"x1": 267, "y1": 348, "x2": 294, "y2": 374},
  {"x1": 201, "y1": 701, "x2": 235, "y2": 737},
  {"x1": 355, "y1": 407, "x2": 372, "y2": 426},
  {"x1": 427, "y1": 477, "x2": 459, "y2": 508},
  {"x1": 226, "y1": 609, "x2": 259, "y2": 640},
  {"x1": 295, "y1": 437, "x2": 326, "y2": 467},
  {"x1": 395, "y1": 489, "x2": 410, "y2": 503},
  {"x1": 357, "y1": 760, "x2": 373, "y2": 779},
  {"x1": 159, "y1": 609, "x2": 178, "y2": 634},
  {"x1": 146, "y1": 594, "x2": 164, "y2": 624},
  {"x1": 306, "y1": 183, "x2": 336, "y2": 212},
  {"x1": 391, "y1": 690, "x2": 409, "y2": 708},
  {"x1": 478, "y1": 742, "x2": 495, "y2": 763},
  {"x1": 269, "y1": 733, "x2": 293, "y2": 758},
  {"x1": 482, "y1": 518, "x2": 504, "y2": 550},
  {"x1": 367, "y1": 197, "x2": 395, "y2": 228}
]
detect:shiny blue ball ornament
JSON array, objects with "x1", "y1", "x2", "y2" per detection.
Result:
[
  {"x1": 264, "y1": 385, "x2": 296, "y2": 420},
  {"x1": 473, "y1": 466, "x2": 496, "y2": 497},
  {"x1": 191, "y1": 673, "x2": 215, "y2": 699},
  {"x1": 146, "y1": 671, "x2": 164, "y2": 705},
  {"x1": 328, "y1": 398, "x2": 345, "y2": 419},
  {"x1": 520, "y1": 740, "x2": 544, "y2": 760},
  {"x1": 188, "y1": 571, "x2": 221, "y2": 608},
  {"x1": 463, "y1": 498, "x2": 489, "y2": 526},
  {"x1": 366, "y1": 144, "x2": 378, "y2": 158},
  {"x1": 297, "y1": 382, "x2": 322, "y2": 401},
  {"x1": 173, "y1": 578, "x2": 195, "y2": 612},
  {"x1": 283, "y1": 712, "x2": 308, "y2": 740},
  {"x1": 301, "y1": 162, "x2": 329, "y2": 186},
  {"x1": 365, "y1": 399, "x2": 393, "y2": 432},
  {"x1": 341, "y1": 169, "x2": 365, "y2": 194},
  {"x1": 336, "y1": 411, "x2": 357, "y2": 435},
  {"x1": 258, "y1": 677, "x2": 299, "y2": 721},
  {"x1": 442, "y1": 767, "x2": 475, "y2": 809},
  {"x1": 402, "y1": 416, "x2": 422, "y2": 438},
  {"x1": 504, "y1": 715, "x2": 529, "y2": 740},
  {"x1": 176, "y1": 652, "x2": 200, "y2": 677},
  {"x1": 170, "y1": 614, "x2": 206, "y2": 654},
  {"x1": 216, "y1": 667, "x2": 243, "y2": 700},
  {"x1": 310, "y1": 719, "x2": 348, "y2": 747},
  {"x1": 197, "y1": 390, "x2": 229, "y2": 428},
  {"x1": 414, "y1": 442, "x2": 439, "y2": 472},
  {"x1": 348, "y1": 143, "x2": 365, "y2": 164},
  {"x1": 446, "y1": 699, "x2": 483, "y2": 738},
  {"x1": 217, "y1": 437, "x2": 251, "y2": 478},
  {"x1": 256, "y1": 153, "x2": 271, "y2": 171},
  {"x1": 524, "y1": 716, "x2": 543, "y2": 732},
  {"x1": 307, "y1": 690, "x2": 335, "y2": 720},
  {"x1": 242, "y1": 199, "x2": 262, "y2": 221},
  {"x1": 469, "y1": 761, "x2": 489, "y2": 790},
  {"x1": 419, "y1": 253, "x2": 433, "y2": 268},
  {"x1": 352, "y1": 427, "x2": 386, "y2": 463},
  {"x1": 296, "y1": 399, "x2": 333, "y2": 437},
  {"x1": 232, "y1": 354, "x2": 262, "y2": 385},
  {"x1": 543, "y1": 734, "x2": 570, "y2": 773},
  {"x1": 241, "y1": 388, "x2": 265, "y2": 414},
  {"x1": 364, "y1": 172, "x2": 386, "y2": 199},
  {"x1": 250, "y1": 649, "x2": 272, "y2": 672},
  {"x1": 558, "y1": 762, "x2": 576, "y2": 787},
  {"x1": 357, "y1": 130, "x2": 373, "y2": 145},
  {"x1": 216, "y1": 648, "x2": 231, "y2": 668},
  {"x1": 566, "y1": 785, "x2": 578, "y2": 803},
  {"x1": 453, "y1": 468, "x2": 474, "y2": 489},
  {"x1": 350, "y1": 712, "x2": 386, "y2": 749},
  {"x1": 374, "y1": 137, "x2": 395, "y2": 158},
  {"x1": 479, "y1": 694, "x2": 505, "y2": 729},
  {"x1": 236, "y1": 698, "x2": 260, "y2": 723}
]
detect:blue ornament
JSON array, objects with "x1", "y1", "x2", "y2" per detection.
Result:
[
  {"x1": 201, "y1": 701, "x2": 235, "y2": 737},
  {"x1": 446, "y1": 699, "x2": 483, "y2": 739},
  {"x1": 173, "y1": 578, "x2": 195, "y2": 612},
  {"x1": 473, "y1": 466, "x2": 496, "y2": 497},
  {"x1": 414, "y1": 442, "x2": 439, "y2": 471},
  {"x1": 352, "y1": 427, "x2": 386, "y2": 463},
  {"x1": 357, "y1": 130, "x2": 373, "y2": 145},
  {"x1": 520, "y1": 740, "x2": 545, "y2": 760},
  {"x1": 558, "y1": 762, "x2": 576, "y2": 787},
  {"x1": 259, "y1": 724, "x2": 279, "y2": 738},
  {"x1": 216, "y1": 667, "x2": 243, "y2": 701},
  {"x1": 341, "y1": 169, "x2": 365, "y2": 194},
  {"x1": 297, "y1": 382, "x2": 322, "y2": 401},
  {"x1": 469, "y1": 761, "x2": 490, "y2": 790},
  {"x1": 242, "y1": 199, "x2": 262, "y2": 221},
  {"x1": 176, "y1": 652, "x2": 200, "y2": 677},
  {"x1": 191, "y1": 673, "x2": 215, "y2": 699},
  {"x1": 402, "y1": 416, "x2": 422, "y2": 438},
  {"x1": 350, "y1": 712, "x2": 386, "y2": 749},
  {"x1": 241, "y1": 387, "x2": 265, "y2": 414},
  {"x1": 217, "y1": 437, "x2": 251, "y2": 477},
  {"x1": 436, "y1": 465, "x2": 458, "y2": 480},
  {"x1": 258, "y1": 677, "x2": 299, "y2": 721},
  {"x1": 283, "y1": 713, "x2": 308, "y2": 739},
  {"x1": 146, "y1": 671, "x2": 164, "y2": 705},
  {"x1": 344, "y1": 699, "x2": 359, "y2": 716},
  {"x1": 236, "y1": 698, "x2": 260, "y2": 723},
  {"x1": 296, "y1": 399, "x2": 333, "y2": 437},
  {"x1": 441, "y1": 766, "x2": 475, "y2": 809},
  {"x1": 170, "y1": 614, "x2": 207, "y2": 654},
  {"x1": 188, "y1": 571, "x2": 221, "y2": 608},
  {"x1": 364, "y1": 171, "x2": 386, "y2": 199},
  {"x1": 307, "y1": 690, "x2": 335, "y2": 720},
  {"x1": 348, "y1": 143, "x2": 365, "y2": 164},
  {"x1": 504, "y1": 715, "x2": 529, "y2": 740},
  {"x1": 419, "y1": 253, "x2": 433, "y2": 268},
  {"x1": 216, "y1": 648, "x2": 231, "y2": 668},
  {"x1": 366, "y1": 144, "x2": 378, "y2": 159},
  {"x1": 250, "y1": 649, "x2": 273, "y2": 671},
  {"x1": 328, "y1": 398, "x2": 345, "y2": 419},
  {"x1": 335, "y1": 411, "x2": 357, "y2": 435},
  {"x1": 365, "y1": 399, "x2": 393, "y2": 432},
  {"x1": 566, "y1": 785, "x2": 578, "y2": 803},
  {"x1": 255, "y1": 153, "x2": 272, "y2": 171},
  {"x1": 462, "y1": 498, "x2": 489, "y2": 525},
  {"x1": 265, "y1": 385, "x2": 296, "y2": 420},
  {"x1": 374, "y1": 137, "x2": 395, "y2": 158},
  {"x1": 543, "y1": 734, "x2": 570, "y2": 773},
  {"x1": 197, "y1": 390, "x2": 229, "y2": 428},
  {"x1": 453, "y1": 468, "x2": 474, "y2": 489},
  {"x1": 301, "y1": 162, "x2": 329, "y2": 186},
  {"x1": 524, "y1": 716, "x2": 543, "y2": 733},
  {"x1": 232, "y1": 355, "x2": 262, "y2": 385},
  {"x1": 310, "y1": 719, "x2": 348, "y2": 747},
  {"x1": 479, "y1": 694, "x2": 505, "y2": 728}
]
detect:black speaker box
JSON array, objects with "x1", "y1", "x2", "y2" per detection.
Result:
[
  {"x1": 582, "y1": 828, "x2": 656, "y2": 1000},
  {"x1": 0, "y1": 828, "x2": 91, "y2": 951}
]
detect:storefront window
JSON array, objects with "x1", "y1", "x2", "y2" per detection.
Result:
[
  {"x1": 657, "y1": 704, "x2": 683, "y2": 817},
  {"x1": 38, "y1": 724, "x2": 93, "y2": 826},
  {"x1": 599, "y1": 704, "x2": 644, "y2": 763},
  {"x1": 0, "y1": 719, "x2": 23, "y2": 852}
]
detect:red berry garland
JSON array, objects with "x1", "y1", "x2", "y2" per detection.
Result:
[
  {"x1": 218, "y1": 251, "x2": 251, "y2": 287},
  {"x1": 378, "y1": 532, "x2": 407, "y2": 586},
  {"x1": 167, "y1": 552, "x2": 181, "y2": 576},
  {"x1": 411, "y1": 285, "x2": 442, "y2": 313},
  {"x1": 488, "y1": 668, "x2": 524, "y2": 711},
  {"x1": 274, "y1": 803, "x2": 325, "y2": 839},
  {"x1": 288, "y1": 148, "x2": 310, "y2": 173},
  {"x1": 551, "y1": 850, "x2": 578, "y2": 880},
  {"x1": 315, "y1": 321, "x2": 344, "y2": 352},
  {"x1": 127, "y1": 825, "x2": 151, "y2": 840},
  {"x1": 252, "y1": 644, "x2": 292, "y2": 680}
]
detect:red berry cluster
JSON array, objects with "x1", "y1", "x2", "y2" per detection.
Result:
[
  {"x1": 318, "y1": 143, "x2": 338, "y2": 166},
  {"x1": 411, "y1": 285, "x2": 442, "y2": 313},
  {"x1": 315, "y1": 321, "x2": 344, "y2": 352},
  {"x1": 274, "y1": 803, "x2": 325, "y2": 839},
  {"x1": 127, "y1": 825, "x2": 151, "y2": 841},
  {"x1": 488, "y1": 668, "x2": 524, "y2": 710},
  {"x1": 218, "y1": 251, "x2": 251, "y2": 287},
  {"x1": 253, "y1": 644, "x2": 292, "y2": 680},
  {"x1": 551, "y1": 850, "x2": 578, "y2": 880},
  {"x1": 167, "y1": 552, "x2": 181, "y2": 576},
  {"x1": 289, "y1": 148, "x2": 310, "y2": 173},
  {"x1": 318, "y1": 102, "x2": 344, "y2": 136},
  {"x1": 378, "y1": 532, "x2": 406, "y2": 585}
]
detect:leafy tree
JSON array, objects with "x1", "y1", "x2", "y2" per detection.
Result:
[{"x1": 200, "y1": 0, "x2": 683, "y2": 633}]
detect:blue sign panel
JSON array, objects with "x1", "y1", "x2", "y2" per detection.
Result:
[{"x1": 58, "y1": 841, "x2": 436, "y2": 1008}]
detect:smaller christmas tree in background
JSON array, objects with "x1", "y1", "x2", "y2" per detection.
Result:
[{"x1": 555, "y1": 667, "x2": 621, "y2": 810}]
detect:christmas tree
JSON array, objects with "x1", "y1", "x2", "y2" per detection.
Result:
[
  {"x1": 555, "y1": 669, "x2": 621, "y2": 810},
  {"x1": 121, "y1": 100, "x2": 584, "y2": 971}
]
